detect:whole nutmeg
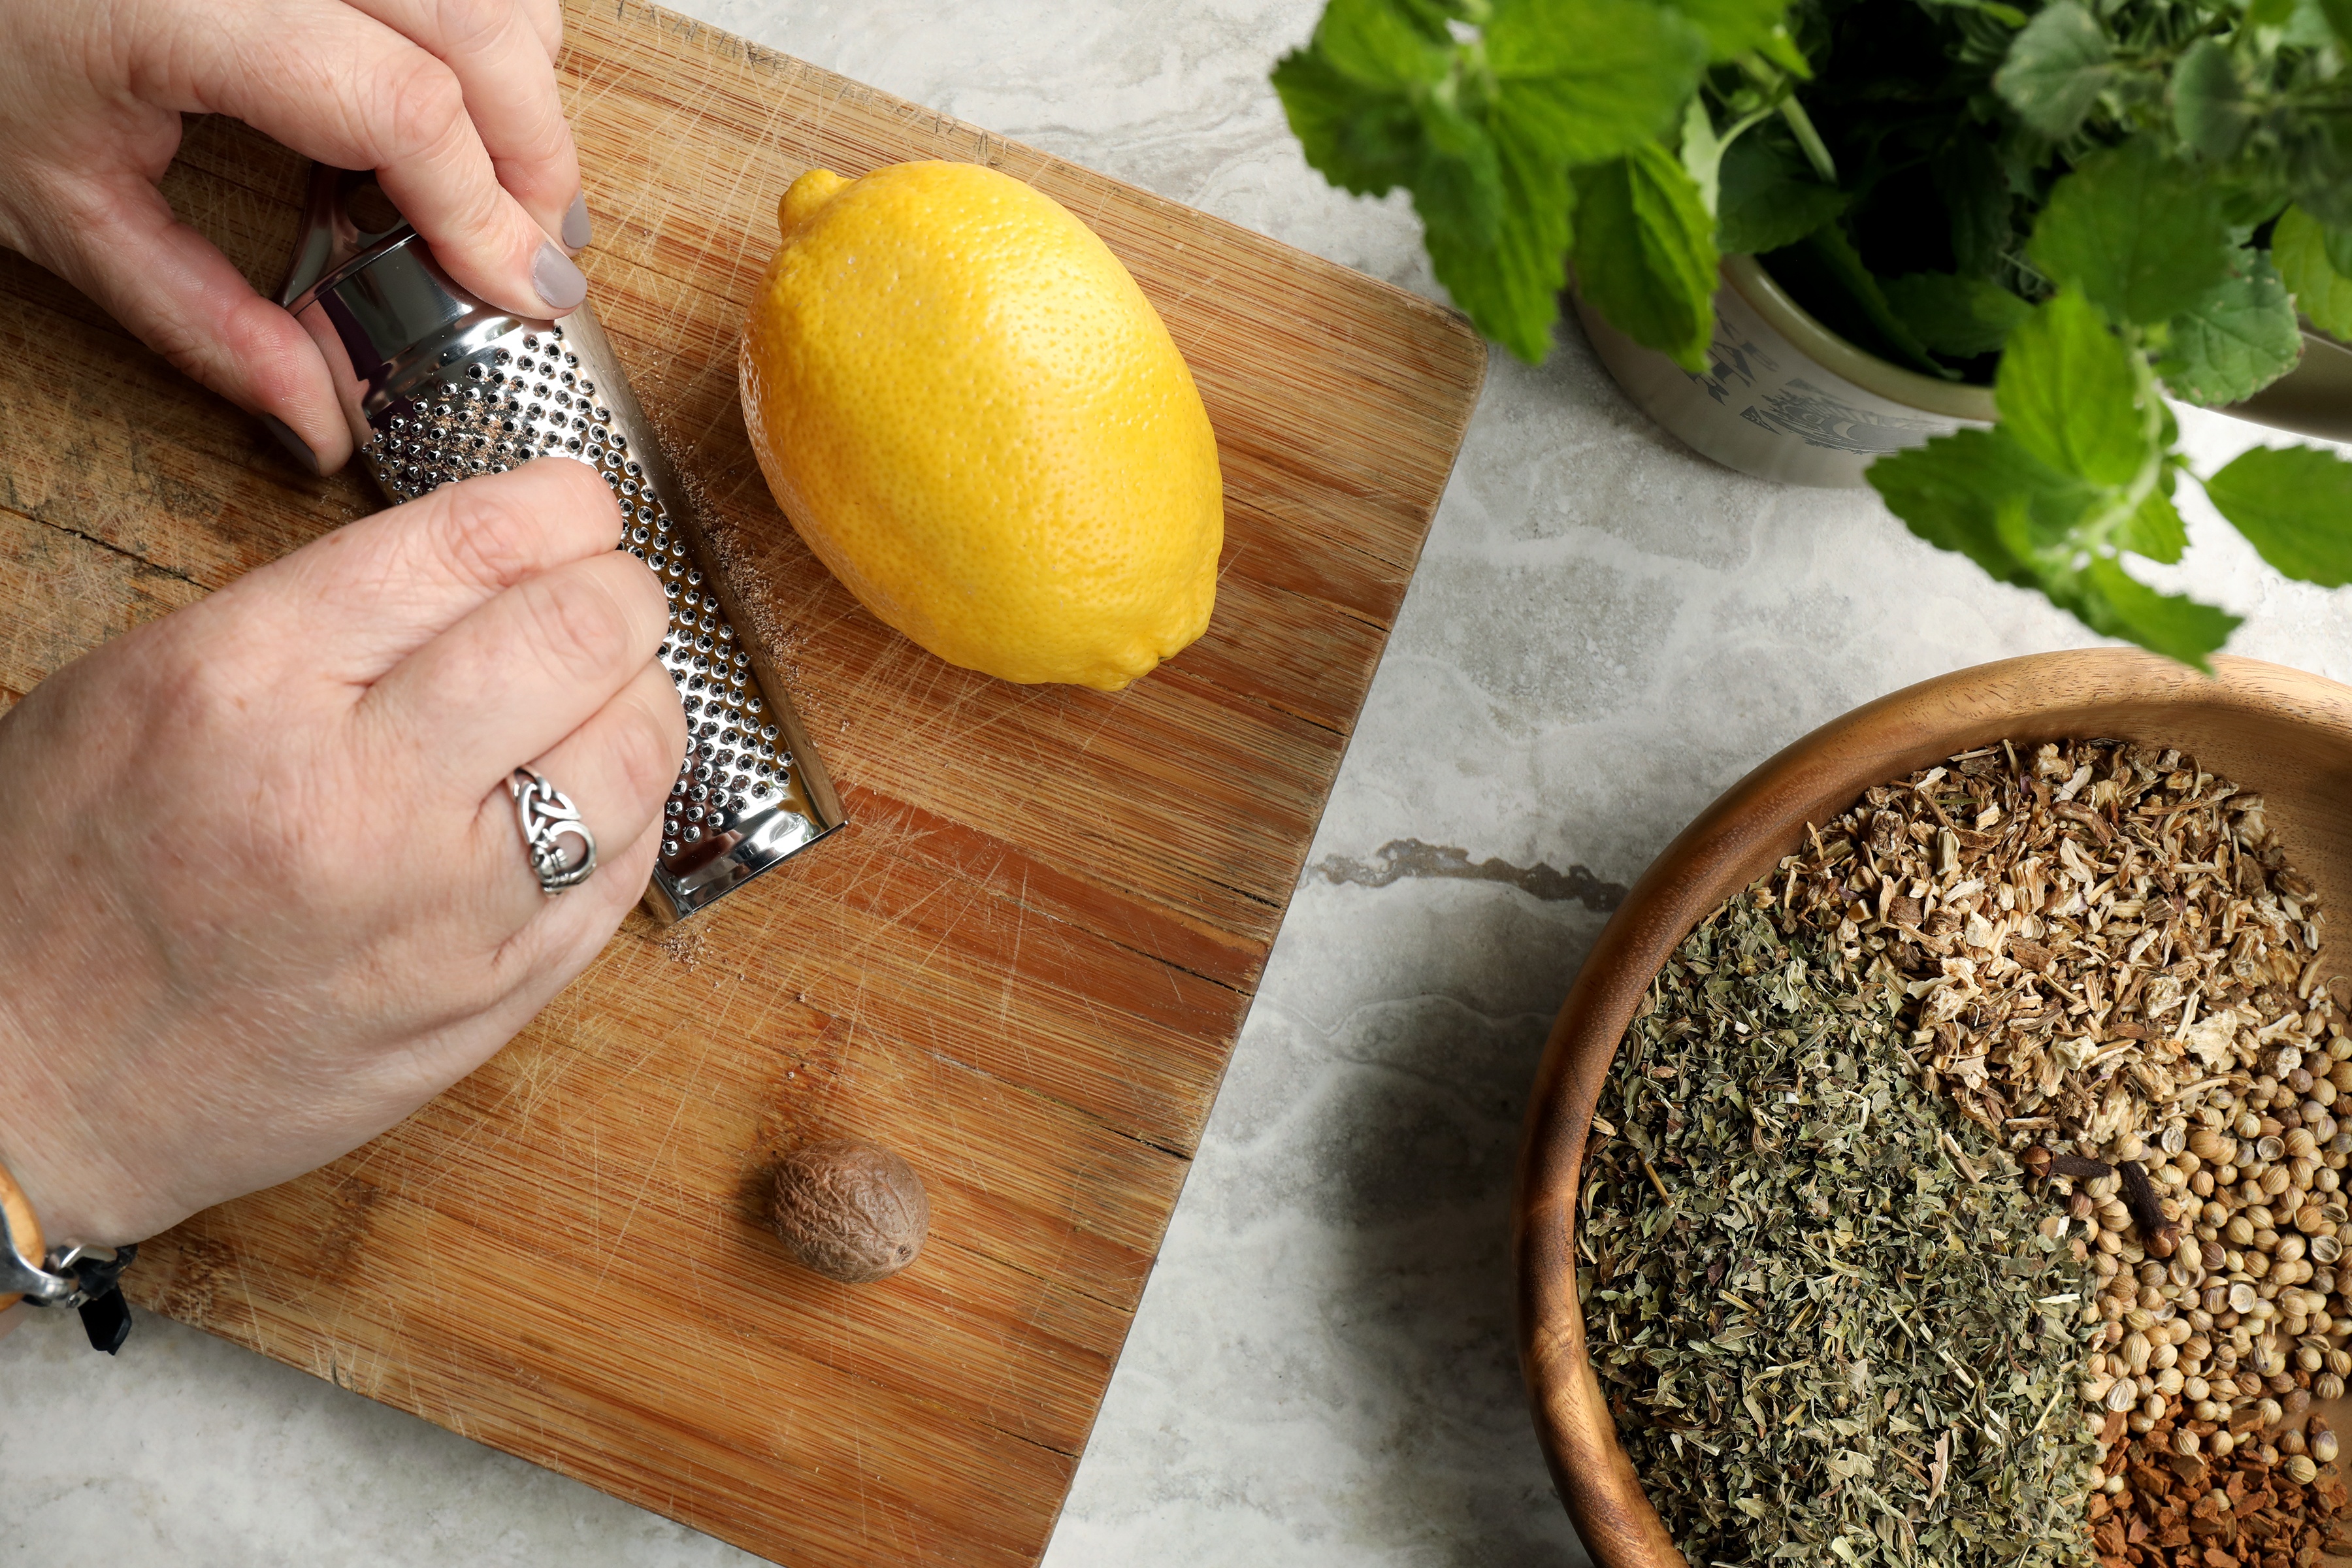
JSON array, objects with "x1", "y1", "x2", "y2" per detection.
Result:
[{"x1": 768, "y1": 1139, "x2": 930, "y2": 1282}]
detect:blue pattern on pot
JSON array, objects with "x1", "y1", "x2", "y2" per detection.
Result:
[{"x1": 1574, "y1": 261, "x2": 1987, "y2": 489}]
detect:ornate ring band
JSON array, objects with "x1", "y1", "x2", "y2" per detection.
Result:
[{"x1": 509, "y1": 766, "x2": 596, "y2": 895}]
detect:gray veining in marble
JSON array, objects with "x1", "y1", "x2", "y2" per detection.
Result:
[{"x1": 6, "y1": 1, "x2": 2351, "y2": 1563}]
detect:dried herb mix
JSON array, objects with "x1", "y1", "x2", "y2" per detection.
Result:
[
  {"x1": 1781, "y1": 741, "x2": 2352, "y2": 1434},
  {"x1": 1582, "y1": 896, "x2": 2099, "y2": 1566},
  {"x1": 1580, "y1": 739, "x2": 2352, "y2": 1567}
]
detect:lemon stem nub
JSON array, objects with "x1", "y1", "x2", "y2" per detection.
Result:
[{"x1": 778, "y1": 169, "x2": 851, "y2": 240}]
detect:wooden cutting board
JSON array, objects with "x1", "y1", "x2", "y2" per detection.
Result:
[{"x1": 0, "y1": 5, "x2": 1485, "y2": 1563}]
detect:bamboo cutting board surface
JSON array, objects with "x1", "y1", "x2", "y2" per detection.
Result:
[{"x1": 0, "y1": 5, "x2": 1486, "y2": 1563}]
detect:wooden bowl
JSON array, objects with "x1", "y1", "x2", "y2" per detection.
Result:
[{"x1": 1512, "y1": 649, "x2": 2352, "y2": 1567}]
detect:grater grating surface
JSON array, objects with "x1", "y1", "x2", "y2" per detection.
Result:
[{"x1": 281, "y1": 167, "x2": 841, "y2": 921}]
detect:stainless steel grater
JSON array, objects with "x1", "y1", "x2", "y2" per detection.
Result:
[{"x1": 280, "y1": 165, "x2": 843, "y2": 922}]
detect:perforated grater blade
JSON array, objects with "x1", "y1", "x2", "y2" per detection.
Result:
[{"x1": 281, "y1": 165, "x2": 843, "y2": 922}]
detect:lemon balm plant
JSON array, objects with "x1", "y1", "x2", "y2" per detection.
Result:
[{"x1": 1275, "y1": 0, "x2": 2352, "y2": 666}]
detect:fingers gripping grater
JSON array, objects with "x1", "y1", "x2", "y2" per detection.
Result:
[{"x1": 280, "y1": 166, "x2": 843, "y2": 921}]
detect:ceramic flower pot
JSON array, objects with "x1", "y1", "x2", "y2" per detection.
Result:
[
  {"x1": 2235, "y1": 322, "x2": 2352, "y2": 447},
  {"x1": 1575, "y1": 255, "x2": 2352, "y2": 490}
]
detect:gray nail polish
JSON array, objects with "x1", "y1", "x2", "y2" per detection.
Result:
[
  {"x1": 562, "y1": 191, "x2": 593, "y2": 252},
  {"x1": 259, "y1": 414, "x2": 321, "y2": 476},
  {"x1": 533, "y1": 241, "x2": 589, "y2": 313}
]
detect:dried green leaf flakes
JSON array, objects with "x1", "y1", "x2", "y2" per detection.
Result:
[{"x1": 1581, "y1": 898, "x2": 2097, "y2": 1567}]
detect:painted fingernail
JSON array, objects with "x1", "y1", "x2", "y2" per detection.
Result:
[
  {"x1": 260, "y1": 414, "x2": 321, "y2": 476},
  {"x1": 533, "y1": 241, "x2": 589, "y2": 314},
  {"x1": 562, "y1": 191, "x2": 593, "y2": 252}
]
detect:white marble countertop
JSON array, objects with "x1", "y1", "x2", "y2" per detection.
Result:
[{"x1": 7, "y1": 1, "x2": 2351, "y2": 1563}]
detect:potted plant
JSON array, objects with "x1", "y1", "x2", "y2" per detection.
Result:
[{"x1": 1273, "y1": 0, "x2": 2352, "y2": 667}]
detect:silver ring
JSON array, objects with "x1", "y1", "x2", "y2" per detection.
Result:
[{"x1": 508, "y1": 767, "x2": 596, "y2": 895}]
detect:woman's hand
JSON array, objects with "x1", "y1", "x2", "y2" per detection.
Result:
[
  {"x1": 0, "y1": 0, "x2": 585, "y2": 475},
  {"x1": 0, "y1": 459, "x2": 687, "y2": 1247}
]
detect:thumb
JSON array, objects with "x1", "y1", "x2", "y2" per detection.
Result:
[{"x1": 39, "y1": 174, "x2": 355, "y2": 474}]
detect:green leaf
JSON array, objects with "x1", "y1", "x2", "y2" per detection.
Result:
[
  {"x1": 1929, "y1": 0, "x2": 2030, "y2": 22},
  {"x1": 1277, "y1": 0, "x2": 1714, "y2": 367},
  {"x1": 2204, "y1": 445, "x2": 2352, "y2": 587},
  {"x1": 1750, "y1": 22, "x2": 1812, "y2": 76},
  {"x1": 1997, "y1": 289, "x2": 2152, "y2": 487},
  {"x1": 1572, "y1": 142, "x2": 1722, "y2": 372},
  {"x1": 1715, "y1": 122, "x2": 1847, "y2": 254},
  {"x1": 1316, "y1": 0, "x2": 1453, "y2": 86},
  {"x1": 1867, "y1": 428, "x2": 2060, "y2": 587},
  {"x1": 1273, "y1": 46, "x2": 1426, "y2": 197},
  {"x1": 2286, "y1": 115, "x2": 2352, "y2": 231},
  {"x1": 1883, "y1": 272, "x2": 2034, "y2": 357},
  {"x1": 2321, "y1": 0, "x2": 2352, "y2": 49},
  {"x1": 1802, "y1": 224, "x2": 1948, "y2": 376},
  {"x1": 2289, "y1": 0, "x2": 2347, "y2": 45},
  {"x1": 1414, "y1": 82, "x2": 1507, "y2": 234},
  {"x1": 1276, "y1": 20, "x2": 1565, "y2": 365},
  {"x1": 2157, "y1": 251, "x2": 2304, "y2": 406},
  {"x1": 1870, "y1": 427, "x2": 2237, "y2": 668},
  {"x1": 1994, "y1": 2, "x2": 2115, "y2": 140},
  {"x1": 2272, "y1": 204, "x2": 2352, "y2": 342},
  {"x1": 2068, "y1": 557, "x2": 2240, "y2": 672},
  {"x1": 1667, "y1": 0, "x2": 1795, "y2": 61},
  {"x1": 1389, "y1": 0, "x2": 1473, "y2": 29},
  {"x1": 2117, "y1": 478, "x2": 2187, "y2": 564},
  {"x1": 2027, "y1": 140, "x2": 2234, "y2": 328},
  {"x1": 2171, "y1": 39, "x2": 2250, "y2": 161},
  {"x1": 1486, "y1": 0, "x2": 1708, "y2": 167},
  {"x1": 1424, "y1": 109, "x2": 1576, "y2": 363},
  {"x1": 1274, "y1": 39, "x2": 1507, "y2": 270},
  {"x1": 1931, "y1": 135, "x2": 2013, "y2": 278}
]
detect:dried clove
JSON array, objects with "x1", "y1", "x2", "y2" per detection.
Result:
[
  {"x1": 2022, "y1": 1147, "x2": 2182, "y2": 1256},
  {"x1": 2115, "y1": 1160, "x2": 2181, "y2": 1258}
]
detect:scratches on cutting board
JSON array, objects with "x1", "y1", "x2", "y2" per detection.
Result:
[
  {"x1": 590, "y1": 1031, "x2": 710, "y2": 1290},
  {"x1": 0, "y1": 508, "x2": 204, "y2": 693}
]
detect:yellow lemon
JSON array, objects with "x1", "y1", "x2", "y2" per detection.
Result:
[{"x1": 738, "y1": 161, "x2": 1224, "y2": 691}]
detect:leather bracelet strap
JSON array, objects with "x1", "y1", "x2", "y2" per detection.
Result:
[
  {"x1": 0, "y1": 1154, "x2": 139, "y2": 1352},
  {"x1": 0, "y1": 1151, "x2": 47, "y2": 1313}
]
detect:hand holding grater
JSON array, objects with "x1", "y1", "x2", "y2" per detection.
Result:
[{"x1": 279, "y1": 166, "x2": 841, "y2": 921}]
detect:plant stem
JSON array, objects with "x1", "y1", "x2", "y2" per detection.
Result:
[
  {"x1": 1779, "y1": 97, "x2": 1839, "y2": 184},
  {"x1": 1723, "y1": 104, "x2": 1777, "y2": 146}
]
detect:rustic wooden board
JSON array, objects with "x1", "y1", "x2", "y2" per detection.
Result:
[{"x1": 0, "y1": 5, "x2": 1486, "y2": 1564}]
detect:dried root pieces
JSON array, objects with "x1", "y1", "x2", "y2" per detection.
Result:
[{"x1": 1785, "y1": 740, "x2": 2340, "y2": 1162}]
